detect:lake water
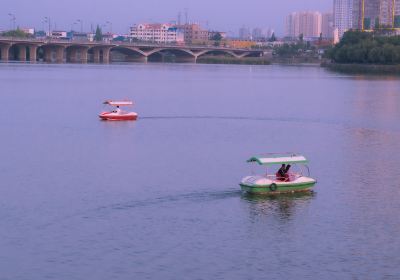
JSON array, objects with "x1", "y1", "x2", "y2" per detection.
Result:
[{"x1": 1, "y1": 62, "x2": 400, "y2": 280}]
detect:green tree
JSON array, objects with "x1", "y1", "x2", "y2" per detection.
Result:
[
  {"x1": 94, "y1": 25, "x2": 103, "y2": 41},
  {"x1": 298, "y1": 33, "x2": 304, "y2": 43},
  {"x1": 1, "y1": 28, "x2": 32, "y2": 38},
  {"x1": 269, "y1": 32, "x2": 276, "y2": 42},
  {"x1": 211, "y1": 32, "x2": 222, "y2": 41}
]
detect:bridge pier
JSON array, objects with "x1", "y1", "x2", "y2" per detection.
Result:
[
  {"x1": 67, "y1": 48, "x2": 87, "y2": 63},
  {"x1": 19, "y1": 45, "x2": 27, "y2": 62},
  {"x1": 44, "y1": 47, "x2": 53, "y2": 62},
  {"x1": 55, "y1": 47, "x2": 64, "y2": 63},
  {"x1": 29, "y1": 45, "x2": 37, "y2": 62},
  {"x1": 93, "y1": 48, "x2": 100, "y2": 63},
  {"x1": 102, "y1": 48, "x2": 110, "y2": 63},
  {"x1": 0, "y1": 44, "x2": 11, "y2": 61},
  {"x1": 92, "y1": 47, "x2": 112, "y2": 63},
  {"x1": 80, "y1": 48, "x2": 88, "y2": 63}
]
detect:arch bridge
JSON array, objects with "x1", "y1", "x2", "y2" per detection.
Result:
[{"x1": 0, "y1": 38, "x2": 266, "y2": 63}]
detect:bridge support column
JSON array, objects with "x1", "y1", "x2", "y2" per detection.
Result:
[
  {"x1": 68, "y1": 48, "x2": 77, "y2": 63},
  {"x1": 19, "y1": 45, "x2": 27, "y2": 62},
  {"x1": 29, "y1": 45, "x2": 37, "y2": 62},
  {"x1": 93, "y1": 49, "x2": 100, "y2": 63},
  {"x1": 44, "y1": 48, "x2": 53, "y2": 62},
  {"x1": 55, "y1": 47, "x2": 64, "y2": 63},
  {"x1": 103, "y1": 48, "x2": 110, "y2": 63},
  {"x1": 80, "y1": 48, "x2": 88, "y2": 63},
  {"x1": 0, "y1": 44, "x2": 11, "y2": 61}
]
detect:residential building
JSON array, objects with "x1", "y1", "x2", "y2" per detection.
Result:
[
  {"x1": 130, "y1": 24, "x2": 184, "y2": 44},
  {"x1": 334, "y1": 0, "x2": 353, "y2": 38},
  {"x1": 352, "y1": 0, "x2": 400, "y2": 30},
  {"x1": 226, "y1": 39, "x2": 257, "y2": 49},
  {"x1": 322, "y1": 13, "x2": 334, "y2": 38},
  {"x1": 379, "y1": 0, "x2": 400, "y2": 27},
  {"x1": 285, "y1": 11, "x2": 322, "y2": 39},
  {"x1": 175, "y1": 23, "x2": 209, "y2": 44},
  {"x1": 352, "y1": 0, "x2": 380, "y2": 30},
  {"x1": 21, "y1": 28, "x2": 35, "y2": 35}
]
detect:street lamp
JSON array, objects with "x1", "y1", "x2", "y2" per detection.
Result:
[
  {"x1": 71, "y1": 21, "x2": 78, "y2": 32},
  {"x1": 76, "y1": 19, "x2": 83, "y2": 33},
  {"x1": 44, "y1": 17, "x2": 51, "y2": 37},
  {"x1": 106, "y1": 21, "x2": 112, "y2": 33},
  {"x1": 8, "y1": 13, "x2": 16, "y2": 30}
]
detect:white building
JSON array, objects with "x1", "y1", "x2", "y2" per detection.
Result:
[
  {"x1": 130, "y1": 24, "x2": 184, "y2": 44},
  {"x1": 286, "y1": 11, "x2": 322, "y2": 39},
  {"x1": 21, "y1": 28, "x2": 35, "y2": 35},
  {"x1": 333, "y1": 0, "x2": 353, "y2": 38}
]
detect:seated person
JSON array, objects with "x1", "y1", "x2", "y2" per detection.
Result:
[
  {"x1": 116, "y1": 106, "x2": 122, "y2": 114},
  {"x1": 284, "y1": 164, "x2": 292, "y2": 181},
  {"x1": 276, "y1": 164, "x2": 286, "y2": 181}
]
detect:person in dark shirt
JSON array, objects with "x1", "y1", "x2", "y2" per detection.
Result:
[
  {"x1": 284, "y1": 164, "x2": 292, "y2": 181},
  {"x1": 276, "y1": 164, "x2": 286, "y2": 181}
]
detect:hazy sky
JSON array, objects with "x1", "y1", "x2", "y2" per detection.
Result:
[{"x1": 1, "y1": 0, "x2": 332, "y2": 36}]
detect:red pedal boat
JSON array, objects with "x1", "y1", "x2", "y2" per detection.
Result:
[{"x1": 99, "y1": 100, "x2": 138, "y2": 121}]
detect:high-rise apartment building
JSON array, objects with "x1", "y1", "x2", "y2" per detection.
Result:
[
  {"x1": 285, "y1": 11, "x2": 322, "y2": 38},
  {"x1": 322, "y1": 12, "x2": 335, "y2": 38},
  {"x1": 353, "y1": 0, "x2": 375, "y2": 30},
  {"x1": 352, "y1": 0, "x2": 400, "y2": 30},
  {"x1": 334, "y1": 0, "x2": 353, "y2": 38},
  {"x1": 379, "y1": 0, "x2": 400, "y2": 27}
]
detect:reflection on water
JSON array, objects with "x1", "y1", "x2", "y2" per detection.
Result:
[{"x1": 241, "y1": 191, "x2": 315, "y2": 221}]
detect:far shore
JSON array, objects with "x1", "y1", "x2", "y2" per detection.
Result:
[{"x1": 321, "y1": 61, "x2": 400, "y2": 75}]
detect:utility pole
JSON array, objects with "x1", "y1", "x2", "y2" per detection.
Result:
[
  {"x1": 361, "y1": 0, "x2": 365, "y2": 31},
  {"x1": 106, "y1": 21, "x2": 112, "y2": 33},
  {"x1": 44, "y1": 17, "x2": 51, "y2": 36},
  {"x1": 8, "y1": 13, "x2": 16, "y2": 30},
  {"x1": 392, "y1": 0, "x2": 396, "y2": 29},
  {"x1": 77, "y1": 19, "x2": 83, "y2": 32}
]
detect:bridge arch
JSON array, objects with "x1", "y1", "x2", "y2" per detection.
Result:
[
  {"x1": 109, "y1": 46, "x2": 147, "y2": 62},
  {"x1": 196, "y1": 49, "x2": 242, "y2": 58},
  {"x1": 147, "y1": 48, "x2": 197, "y2": 63}
]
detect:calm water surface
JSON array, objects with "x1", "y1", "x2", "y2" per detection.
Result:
[{"x1": 0, "y1": 63, "x2": 400, "y2": 280}]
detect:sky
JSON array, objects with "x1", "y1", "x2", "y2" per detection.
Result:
[{"x1": 1, "y1": 0, "x2": 332, "y2": 36}]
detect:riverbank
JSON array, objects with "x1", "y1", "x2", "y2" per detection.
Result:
[
  {"x1": 321, "y1": 61, "x2": 400, "y2": 75},
  {"x1": 197, "y1": 56, "x2": 271, "y2": 65}
]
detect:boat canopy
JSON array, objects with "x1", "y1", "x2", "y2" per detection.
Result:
[
  {"x1": 247, "y1": 155, "x2": 308, "y2": 165},
  {"x1": 103, "y1": 100, "x2": 133, "y2": 106}
]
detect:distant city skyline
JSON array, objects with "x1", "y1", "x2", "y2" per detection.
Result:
[{"x1": 1, "y1": 0, "x2": 332, "y2": 36}]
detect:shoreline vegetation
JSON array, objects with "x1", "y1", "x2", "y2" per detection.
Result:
[
  {"x1": 324, "y1": 30, "x2": 400, "y2": 74},
  {"x1": 321, "y1": 61, "x2": 400, "y2": 74},
  {"x1": 197, "y1": 56, "x2": 271, "y2": 65}
]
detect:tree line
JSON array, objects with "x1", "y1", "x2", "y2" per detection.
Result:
[{"x1": 328, "y1": 30, "x2": 400, "y2": 64}]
